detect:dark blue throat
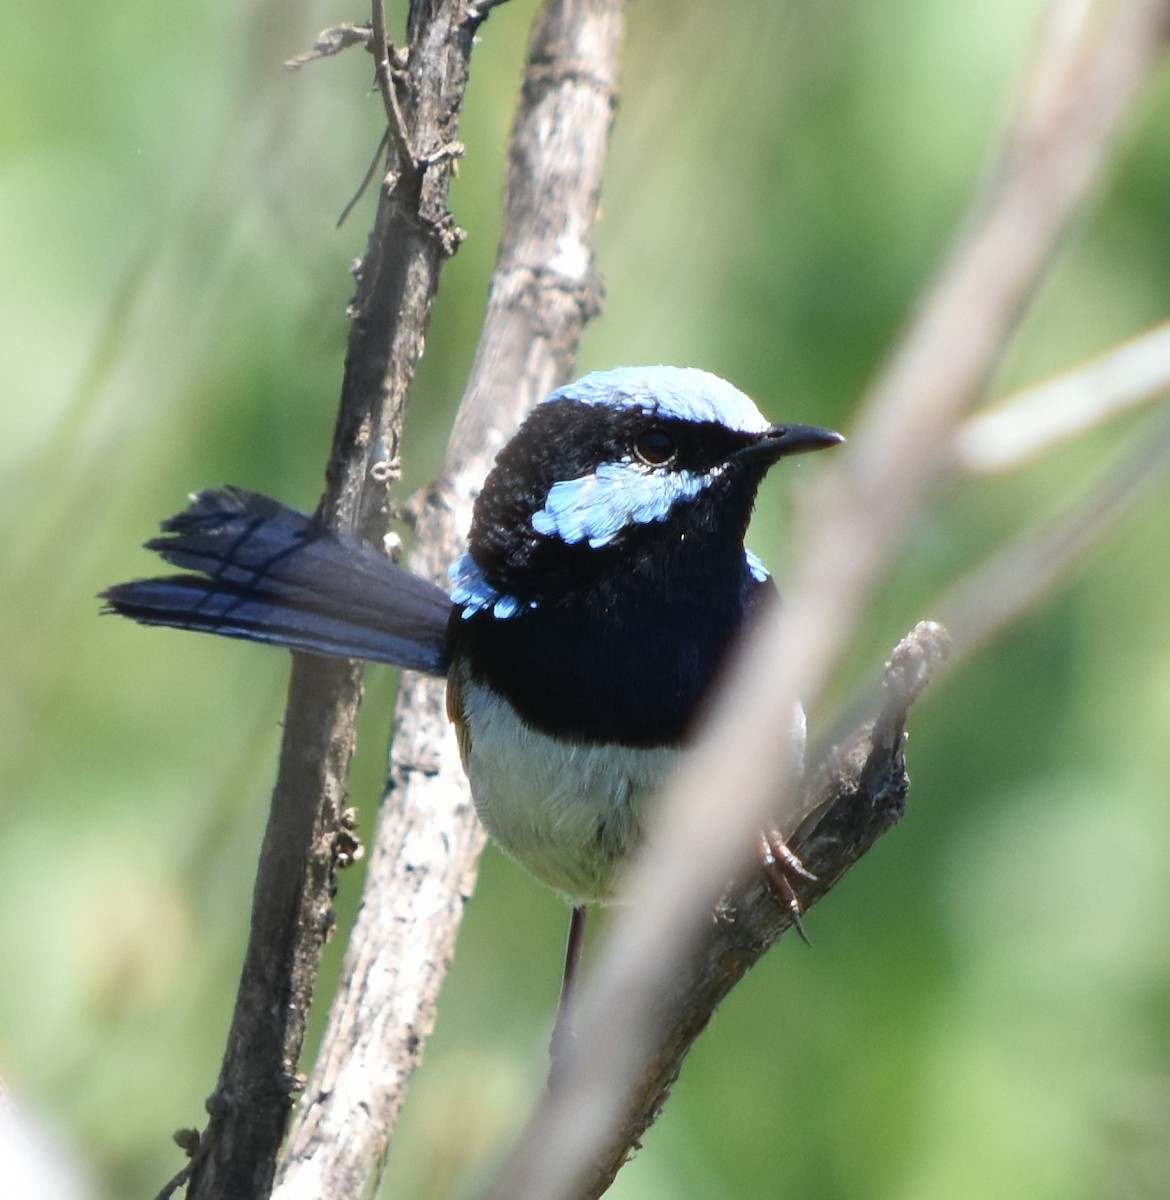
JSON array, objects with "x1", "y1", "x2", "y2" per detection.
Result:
[{"x1": 450, "y1": 533, "x2": 775, "y2": 748}]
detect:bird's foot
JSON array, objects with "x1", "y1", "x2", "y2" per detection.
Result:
[{"x1": 758, "y1": 829, "x2": 816, "y2": 945}]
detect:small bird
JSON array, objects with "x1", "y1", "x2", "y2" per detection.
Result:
[{"x1": 103, "y1": 366, "x2": 842, "y2": 1023}]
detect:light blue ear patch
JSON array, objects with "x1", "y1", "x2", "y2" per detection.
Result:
[
  {"x1": 551, "y1": 366, "x2": 770, "y2": 435},
  {"x1": 449, "y1": 553, "x2": 532, "y2": 620},
  {"x1": 745, "y1": 549, "x2": 771, "y2": 583},
  {"x1": 532, "y1": 460, "x2": 720, "y2": 548}
]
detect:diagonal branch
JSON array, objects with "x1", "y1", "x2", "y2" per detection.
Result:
[
  {"x1": 482, "y1": 621, "x2": 951, "y2": 1200},
  {"x1": 940, "y1": 406, "x2": 1170, "y2": 652},
  {"x1": 954, "y1": 319, "x2": 1170, "y2": 474}
]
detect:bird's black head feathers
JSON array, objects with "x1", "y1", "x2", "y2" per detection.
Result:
[{"x1": 449, "y1": 367, "x2": 842, "y2": 744}]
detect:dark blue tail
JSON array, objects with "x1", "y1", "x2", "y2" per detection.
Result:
[{"x1": 102, "y1": 487, "x2": 453, "y2": 676}]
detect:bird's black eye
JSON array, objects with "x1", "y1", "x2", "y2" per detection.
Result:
[{"x1": 633, "y1": 428, "x2": 676, "y2": 466}]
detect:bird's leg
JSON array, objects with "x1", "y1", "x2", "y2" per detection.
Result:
[
  {"x1": 759, "y1": 829, "x2": 816, "y2": 945},
  {"x1": 757, "y1": 697, "x2": 815, "y2": 943},
  {"x1": 549, "y1": 904, "x2": 588, "y2": 1074}
]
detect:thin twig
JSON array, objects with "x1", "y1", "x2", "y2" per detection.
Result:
[
  {"x1": 284, "y1": 24, "x2": 373, "y2": 71},
  {"x1": 152, "y1": 1163, "x2": 193, "y2": 1200},
  {"x1": 465, "y1": 0, "x2": 511, "y2": 22},
  {"x1": 956, "y1": 319, "x2": 1170, "y2": 473},
  {"x1": 336, "y1": 129, "x2": 389, "y2": 227},
  {"x1": 942, "y1": 407, "x2": 1170, "y2": 651},
  {"x1": 371, "y1": 0, "x2": 417, "y2": 186}
]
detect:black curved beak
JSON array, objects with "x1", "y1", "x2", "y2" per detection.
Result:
[{"x1": 737, "y1": 423, "x2": 845, "y2": 466}]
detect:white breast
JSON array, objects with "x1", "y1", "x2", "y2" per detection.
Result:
[{"x1": 454, "y1": 667, "x2": 676, "y2": 903}]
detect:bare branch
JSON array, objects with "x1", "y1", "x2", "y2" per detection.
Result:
[
  {"x1": 477, "y1": 2, "x2": 1170, "y2": 1196},
  {"x1": 272, "y1": 3, "x2": 623, "y2": 1197},
  {"x1": 336, "y1": 129, "x2": 390, "y2": 229},
  {"x1": 370, "y1": 1, "x2": 418, "y2": 187},
  {"x1": 941, "y1": 407, "x2": 1170, "y2": 652},
  {"x1": 482, "y1": 623, "x2": 952, "y2": 1200},
  {"x1": 956, "y1": 319, "x2": 1170, "y2": 474},
  {"x1": 284, "y1": 24, "x2": 372, "y2": 71}
]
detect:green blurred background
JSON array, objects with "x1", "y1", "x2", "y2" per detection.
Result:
[{"x1": 3, "y1": 1, "x2": 1170, "y2": 1197}]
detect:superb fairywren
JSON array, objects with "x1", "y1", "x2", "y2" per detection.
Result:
[{"x1": 104, "y1": 366, "x2": 843, "y2": 1014}]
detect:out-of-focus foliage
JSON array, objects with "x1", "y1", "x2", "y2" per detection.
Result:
[{"x1": 2, "y1": 2, "x2": 1169, "y2": 1198}]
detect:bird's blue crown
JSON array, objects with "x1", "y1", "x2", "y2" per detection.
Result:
[{"x1": 549, "y1": 366, "x2": 772, "y2": 434}]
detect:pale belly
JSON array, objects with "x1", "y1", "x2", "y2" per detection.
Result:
[{"x1": 453, "y1": 668, "x2": 676, "y2": 903}]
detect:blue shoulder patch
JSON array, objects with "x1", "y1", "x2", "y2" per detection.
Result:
[
  {"x1": 745, "y1": 548, "x2": 771, "y2": 583},
  {"x1": 449, "y1": 553, "x2": 531, "y2": 620},
  {"x1": 549, "y1": 366, "x2": 770, "y2": 435},
  {"x1": 531, "y1": 459, "x2": 720, "y2": 548}
]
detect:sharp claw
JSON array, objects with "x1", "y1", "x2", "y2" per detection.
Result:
[
  {"x1": 759, "y1": 831, "x2": 814, "y2": 945},
  {"x1": 789, "y1": 904, "x2": 812, "y2": 948}
]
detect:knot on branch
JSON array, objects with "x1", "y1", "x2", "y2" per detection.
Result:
[
  {"x1": 795, "y1": 620, "x2": 951, "y2": 892},
  {"x1": 875, "y1": 619, "x2": 952, "y2": 749}
]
